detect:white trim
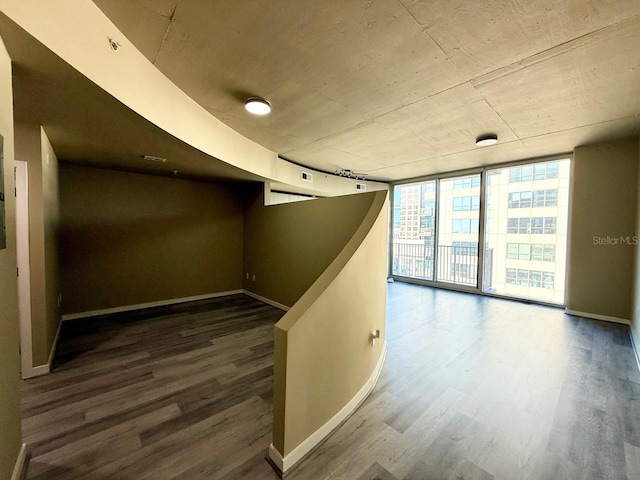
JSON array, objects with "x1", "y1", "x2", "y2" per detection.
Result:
[
  {"x1": 630, "y1": 326, "x2": 640, "y2": 374},
  {"x1": 29, "y1": 364, "x2": 50, "y2": 377},
  {"x1": 565, "y1": 308, "x2": 631, "y2": 325},
  {"x1": 61, "y1": 290, "x2": 243, "y2": 321},
  {"x1": 26, "y1": 319, "x2": 62, "y2": 377},
  {"x1": 15, "y1": 161, "x2": 34, "y2": 380},
  {"x1": 47, "y1": 318, "x2": 62, "y2": 367},
  {"x1": 268, "y1": 444, "x2": 284, "y2": 474},
  {"x1": 269, "y1": 342, "x2": 388, "y2": 474},
  {"x1": 243, "y1": 290, "x2": 290, "y2": 312},
  {"x1": 11, "y1": 444, "x2": 28, "y2": 480}
]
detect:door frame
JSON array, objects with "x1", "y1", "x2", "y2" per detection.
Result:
[{"x1": 15, "y1": 160, "x2": 35, "y2": 379}]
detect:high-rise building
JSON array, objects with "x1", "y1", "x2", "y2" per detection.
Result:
[{"x1": 392, "y1": 158, "x2": 570, "y2": 304}]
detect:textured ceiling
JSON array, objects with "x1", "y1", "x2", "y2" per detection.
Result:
[
  {"x1": 86, "y1": 1, "x2": 640, "y2": 179},
  {"x1": 0, "y1": 11, "x2": 262, "y2": 185}
]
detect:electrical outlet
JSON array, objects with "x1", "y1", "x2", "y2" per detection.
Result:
[
  {"x1": 246, "y1": 273, "x2": 249, "y2": 280},
  {"x1": 252, "y1": 274, "x2": 256, "y2": 281}
]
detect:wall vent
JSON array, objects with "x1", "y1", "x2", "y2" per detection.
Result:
[
  {"x1": 356, "y1": 183, "x2": 367, "y2": 191},
  {"x1": 301, "y1": 171, "x2": 313, "y2": 182}
]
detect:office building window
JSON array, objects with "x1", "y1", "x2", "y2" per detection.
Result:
[
  {"x1": 509, "y1": 162, "x2": 559, "y2": 183},
  {"x1": 507, "y1": 217, "x2": 556, "y2": 234},
  {"x1": 507, "y1": 243, "x2": 556, "y2": 261},
  {"x1": 453, "y1": 177, "x2": 481, "y2": 189},
  {"x1": 509, "y1": 189, "x2": 558, "y2": 208},
  {"x1": 506, "y1": 268, "x2": 555, "y2": 288},
  {"x1": 453, "y1": 195, "x2": 480, "y2": 211},
  {"x1": 452, "y1": 218, "x2": 480, "y2": 234}
]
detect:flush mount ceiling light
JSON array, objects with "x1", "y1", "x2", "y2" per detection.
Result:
[
  {"x1": 108, "y1": 38, "x2": 120, "y2": 52},
  {"x1": 476, "y1": 134, "x2": 498, "y2": 147},
  {"x1": 245, "y1": 97, "x2": 271, "y2": 115}
]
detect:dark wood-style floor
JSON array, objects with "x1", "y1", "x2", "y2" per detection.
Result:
[
  {"x1": 22, "y1": 285, "x2": 640, "y2": 479},
  {"x1": 21, "y1": 294, "x2": 285, "y2": 480}
]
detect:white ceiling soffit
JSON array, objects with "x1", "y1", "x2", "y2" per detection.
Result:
[{"x1": 90, "y1": 0, "x2": 640, "y2": 180}]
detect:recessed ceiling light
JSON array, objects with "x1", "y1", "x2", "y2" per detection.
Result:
[
  {"x1": 245, "y1": 97, "x2": 271, "y2": 115},
  {"x1": 476, "y1": 134, "x2": 498, "y2": 147}
]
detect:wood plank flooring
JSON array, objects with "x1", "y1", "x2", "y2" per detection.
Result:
[
  {"x1": 22, "y1": 285, "x2": 640, "y2": 479},
  {"x1": 21, "y1": 294, "x2": 285, "y2": 480}
]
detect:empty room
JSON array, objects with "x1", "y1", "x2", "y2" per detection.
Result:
[{"x1": 0, "y1": 1, "x2": 639, "y2": 480}]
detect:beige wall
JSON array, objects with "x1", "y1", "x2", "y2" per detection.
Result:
[
  {"x1": 14, "y1": 123, "x2": 61, "y2": 366},
  {"x1": 272, "y1": 191, "x2": 388, "y2": 457},
  {"x1": 0, "y1": 34, "x2": 22, "y2": 480},
  {"x1": 567, "y1": 138, "x2": 639, "y2": 320},
  {"x1": 243, "y1": 186, "x2": 380, "y2": 307},
  {"x1": 59, "y1": 165, "x2": 244, "y2": 314},
  {"x1": 632, "y1": 137, "x2": 640, "y2": 349},
  {"x1": 41, "y1": 130, "x2": 60, "y2": 364}
]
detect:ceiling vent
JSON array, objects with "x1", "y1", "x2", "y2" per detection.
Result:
[
  {"x1": 356, "y1": 183, "x2": 367, "y2": 191},
  {"x1": 301, "y1": 171, "x2": 313, "y2": 182},
  {"x1": 141, "y1": 155, "x2": 167, "y2": 163}
]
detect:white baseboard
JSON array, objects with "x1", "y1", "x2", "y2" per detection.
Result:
[
  {"x1": 28, "y1": 363, "x2": 50, "y2": 377},
  {"x1": 48, "y1": 318, "x2": 62, "y2": 367},
  {"x1": 22, "y1": 319, "x2": 62, "y2": 379},
  {"x1": 269, "y1": 342, "x2": 388, "y2": 474},
  {"x1": 61, "y1": 290, "x2": 244, "y2": 321},
  {"x1": 630, "y1": 326, "x2": 640, "y2": 374},
  {"x1": 11, "y1": 443, "x2": 28, "y2": 480},
  {"x1": 243, "y1": 290, "x2": 290, "y2": 312},
  {"x1": 565, "y1": 309, "x2": 631, "y2": 325}
]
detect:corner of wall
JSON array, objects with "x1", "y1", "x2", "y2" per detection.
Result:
[
  {"x1": 568, "y1": 138, "x2": 639, "y2": 321},
  {"x1": 631, "y1": 136, "x2": 640, "y2": 366},
  {"x1": 0, "y1": 30, "x2": 24, "y2": 480},
  {"x1": 39, "y1": 127, "x2": 61, "y2": 365}
]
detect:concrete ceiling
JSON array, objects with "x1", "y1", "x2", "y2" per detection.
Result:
[
  {"x1": 0, "y1": 11, "x2": 264, "y2": 185},
  {"x1": 91, "y1": 0, "x2": 640, "y2": 181}
]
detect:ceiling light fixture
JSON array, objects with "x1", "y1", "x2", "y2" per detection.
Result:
[
  {"x1": 108, "y1": 38, "x2": 120, "y2": 52},
  {"x1": 476, "y1": 134, "x2": 498, "y2": 147},
  {"x1": 245, "y1": 97, "x2": 271, "y2": 115}
]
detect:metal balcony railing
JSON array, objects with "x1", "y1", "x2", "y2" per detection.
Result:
[{"x1": 392, "y1": 242, "x2": 491, "y2": 287}]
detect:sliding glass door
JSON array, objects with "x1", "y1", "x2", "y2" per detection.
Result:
[
  {"x1": 391, "y1": 157, "x2": 571, "y2": 305},
  {"x1": 436, "y1": 174, "x2": 480, "y2": 286}
]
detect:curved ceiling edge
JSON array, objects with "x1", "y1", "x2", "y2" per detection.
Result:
[{"x1": 0, "y1": 0, "x2": 387, "y2": 196}]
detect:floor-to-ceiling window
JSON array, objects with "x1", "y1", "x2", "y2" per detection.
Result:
[
  {"x1": 437, "y1": 175, "x2": 480, "y2": 286},
  {"x1": 390, "y1": 157, "x2": 571, "y2": 305},
  {"x1": 392, "y1": 181, "x2": 436, "y2": 280},
  {"x1": 483, "y1": 159, "x2": 570, "y2": 303}
]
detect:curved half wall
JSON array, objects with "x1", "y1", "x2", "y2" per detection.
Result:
[{"x1": 269, "y1": 190, "x2": 388, "y2": 473}]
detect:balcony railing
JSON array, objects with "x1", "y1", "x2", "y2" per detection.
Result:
[{"x1": 392, "y1": 242, "x2": 492, "y2": 288}]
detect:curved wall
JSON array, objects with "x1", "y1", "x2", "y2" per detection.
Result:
[
  {"x1": 270, "y1": 190, "x2": 388, "y2": 472},
  {"x1": 243, "y1": 186, "x2": 383, "y2": 307}
]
